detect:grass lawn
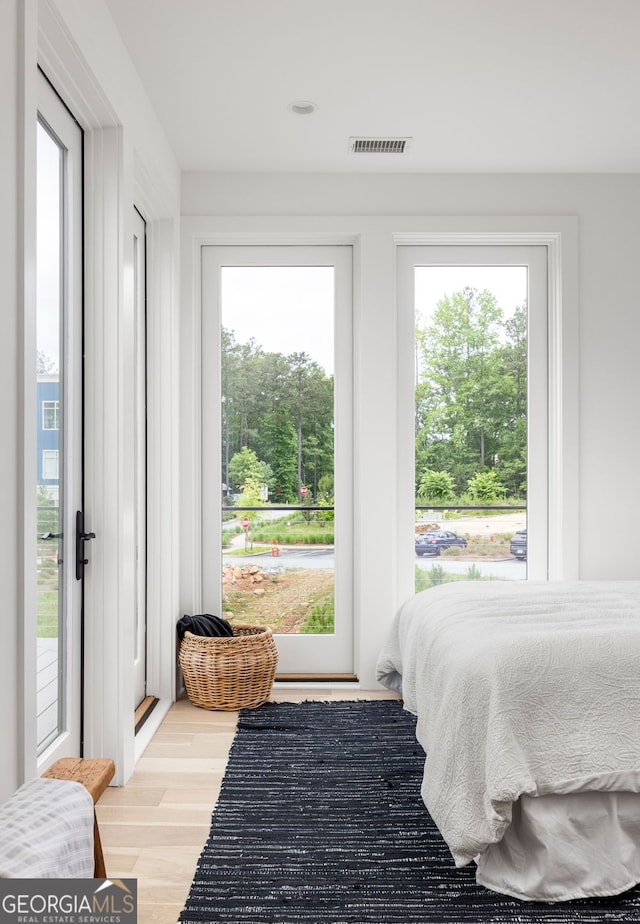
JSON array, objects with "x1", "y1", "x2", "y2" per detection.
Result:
[{"x1": 37, "y1": 590, "x2": 59, "y2": 637}]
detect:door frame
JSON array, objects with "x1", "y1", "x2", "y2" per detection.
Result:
[
  {"x1": 35, "y1": 70, "x2": 84, "y2": 768},
  {"x1": 201, "y1": 244, "x2": 355, "y2": 675}
]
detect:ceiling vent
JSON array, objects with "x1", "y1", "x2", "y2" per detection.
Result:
[{"x1": 349, "y1": 137, "x2": 412, "y2": 154}]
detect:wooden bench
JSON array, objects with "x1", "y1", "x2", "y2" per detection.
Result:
[{"x1": 42, "y1": 758, "x2": 115, "y2": 878}]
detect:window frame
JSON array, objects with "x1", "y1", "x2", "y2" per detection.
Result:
[
  {"x1": 41, "y1": 448, "x2": 60, "y2": 481},
  {"x1": 42, "y1": 399, "x2": 60, "y2": 430},
  {"x1": 395, "y1": 230, "x2": 579, "y2": 594},
  {"x1": 200, "y1": 244, "x2": 355, "y2": 675}
]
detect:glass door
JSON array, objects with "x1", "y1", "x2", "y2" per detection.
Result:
[
  {"x1": 36, "y1": 73, "x2": 84, "y2": 762},
  {"x1": 202, "y1": 246, "x2": 354, "y2": 676}
]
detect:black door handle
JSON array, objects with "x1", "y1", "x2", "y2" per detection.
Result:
[{"x1": 76, "y1": 510, "x2": 96, "y2": 581}]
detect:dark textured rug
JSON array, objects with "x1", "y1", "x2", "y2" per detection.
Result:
[{"x1": 179, "y1": 699, "x2": 640, "y2": 923}]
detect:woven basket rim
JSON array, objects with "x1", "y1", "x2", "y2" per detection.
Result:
[{"x1": 182, "y1": 626, "x2": 272, "y2": 641}]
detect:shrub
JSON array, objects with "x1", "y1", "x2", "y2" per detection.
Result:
[
  {"x1": 301, "y1": 600, "x2": 335, "y2": 634},
  {"x1": 466, "y1": 470, "x2": 506, "y2": 504},
  {"x1": 417, "y1": 469, "x2": 456, "y2": 503}
]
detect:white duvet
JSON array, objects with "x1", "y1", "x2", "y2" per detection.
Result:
[{"x1": 376, "y1": 580, "x2": 640, "y2": 870}]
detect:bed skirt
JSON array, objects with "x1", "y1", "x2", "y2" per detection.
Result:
[{"x1": 477, "y1": 789, "x2": 640, "y2": 902}]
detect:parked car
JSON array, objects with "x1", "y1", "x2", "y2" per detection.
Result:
[
  {"x1": 415, "y1": 529, "x2": 468, "y2": 556},
  {"x1": 510, "y1": 529, "x2": 527, "y2": 560}
]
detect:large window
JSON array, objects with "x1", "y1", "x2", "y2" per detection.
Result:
[{"x1": 398, "y1": 245, "x2": 549, "y2": 597}]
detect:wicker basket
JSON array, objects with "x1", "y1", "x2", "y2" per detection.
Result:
[{"x1": 178, "y1": 625, "x2": 278, "y2": 711}]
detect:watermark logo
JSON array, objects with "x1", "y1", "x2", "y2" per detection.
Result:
[{"x1": 0, "y1": 878, "x2": 136, "y2": 923}]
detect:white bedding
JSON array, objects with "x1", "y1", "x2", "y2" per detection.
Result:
[
  {"x1": 0, "y1": 778, "x2": 94, "y2": 878},
  {"x1": 376, "y1": 580, "x2": 640, "y2": 899}
]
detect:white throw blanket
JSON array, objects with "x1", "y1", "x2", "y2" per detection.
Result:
[
  {"x1": 376, "y1": 580, "x2": 640, "y2": 867},
  {"x1": 0, "y1": 778, "x2": 94, "y2": 878}
]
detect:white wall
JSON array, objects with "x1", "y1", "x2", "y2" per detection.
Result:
[
  {"x1": 181, "y1": 172, "x2": 640, "y2": 685},
  {"x1": 1, "y1": 0, "x2": 20, "y2": 800}
]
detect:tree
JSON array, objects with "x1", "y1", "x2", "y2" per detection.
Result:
[
  {"x1": 494, "y1": 303, "x2": 528, "y2": 497},
  {"x1": 227, "y1": 446, "x2": 273, "y2": 495},
  {"x1": 37, "y1": 350, "x2": 55, "y2": 374},
  {"x1": 236, "y1": 476, "x2": 266, "y2": 519},
  {"x1": 288, "y1": 352, "x2": 331, "y2": 495},
  {"x1": 221, "y1": 328, "x2": 335, "y2": 503},
  {"x1": 415, "y1": 287, "x2": 526, "y2": 498},
  {"x1": 260, "y1": 406, "x2": 298, "y2": 501}
]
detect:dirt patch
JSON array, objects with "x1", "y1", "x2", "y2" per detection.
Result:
[
  {"x1": 222, "y1": 563, "x2": 334, "y2": 634},
  {"x1": 420, "y1": 512, "x2": 526, "y2": 537}
]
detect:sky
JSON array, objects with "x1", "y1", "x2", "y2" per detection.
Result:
[
  {"x1": 37, "y1": 122, "x2": 62, "y2": 372},
  {"x1": 415, "y1": 265, "x2": 527, "y2": 327},
  {"x1": 221, "y1": 266, "x2": 335, "y2": 375},
  {"x1": 221, "y1": 264, "x2": 528, "y2": 377}
]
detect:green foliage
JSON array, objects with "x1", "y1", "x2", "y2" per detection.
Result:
[
  {"x1": 228, "y1": 446, "x2": 273, "y2": 495},
  {"x1": 466, "y1": 469, "x2": 506, "y2": 504},
  {"x1": 221, "y1": 330, "x2": 335, "y2": 503},
  {"x1": 415, "y1": 563, "x2": 500, "y2": 593},
  {"x1": 261, "y1": 406, "x2": 297, "y2": 501},
  {"x1": 318, "y1": 474, "x2": 334, "y2": 495},
  {"x1": 36, "y1": 485, "x2": 58, "y2": 536},
  {"x1": 221, "y1": 526, "x2": 242, "y2": 548},
  {"x1": 415, "y1": 289, "x2": 528, "y2": 499},
  {"x1": 235, "y1": 477, "x2": 265, "y2": 550},
  {"x1": 300, "y1": 601, "x2": 335, "y2": 634},
  {"x1": 417, "y1": 469, "x2": 456, "y2": 503},
  {"x1": 37, "y1": 592, "x2": 59, "y2": 638},
  {"x1": 426, "y1": 563, "x2": 446, "y2": 586},
  {"x1": 251, "y1": 524, "x2": 334, "y2": 544},
  {"x1": 236, "y1": 476, "x2": 266, "y2": 520}
]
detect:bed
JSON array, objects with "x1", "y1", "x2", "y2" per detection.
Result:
[{"x1": 376, "y1": 580, "x2": 640, "y2": 902}]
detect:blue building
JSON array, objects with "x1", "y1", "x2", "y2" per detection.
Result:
[{"x1": 37, "y1": 374, "x2": 59, "y2": 495}]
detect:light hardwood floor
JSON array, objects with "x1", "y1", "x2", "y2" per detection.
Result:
[{"x1": 96, "y1": 687, "x2": 401, "y2": 924}]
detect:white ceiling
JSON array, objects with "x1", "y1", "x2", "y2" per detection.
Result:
[{"x1": 103, "y1": 0, "x2": 640, "y2": 174}]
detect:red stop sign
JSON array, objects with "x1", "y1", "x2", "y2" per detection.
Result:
[
  {"x1": 300, "y1": 486, "x2": 308, "y2": 494},
  {"x1": 242, "y1": 516, "x2": 250, "y2": 529}
]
